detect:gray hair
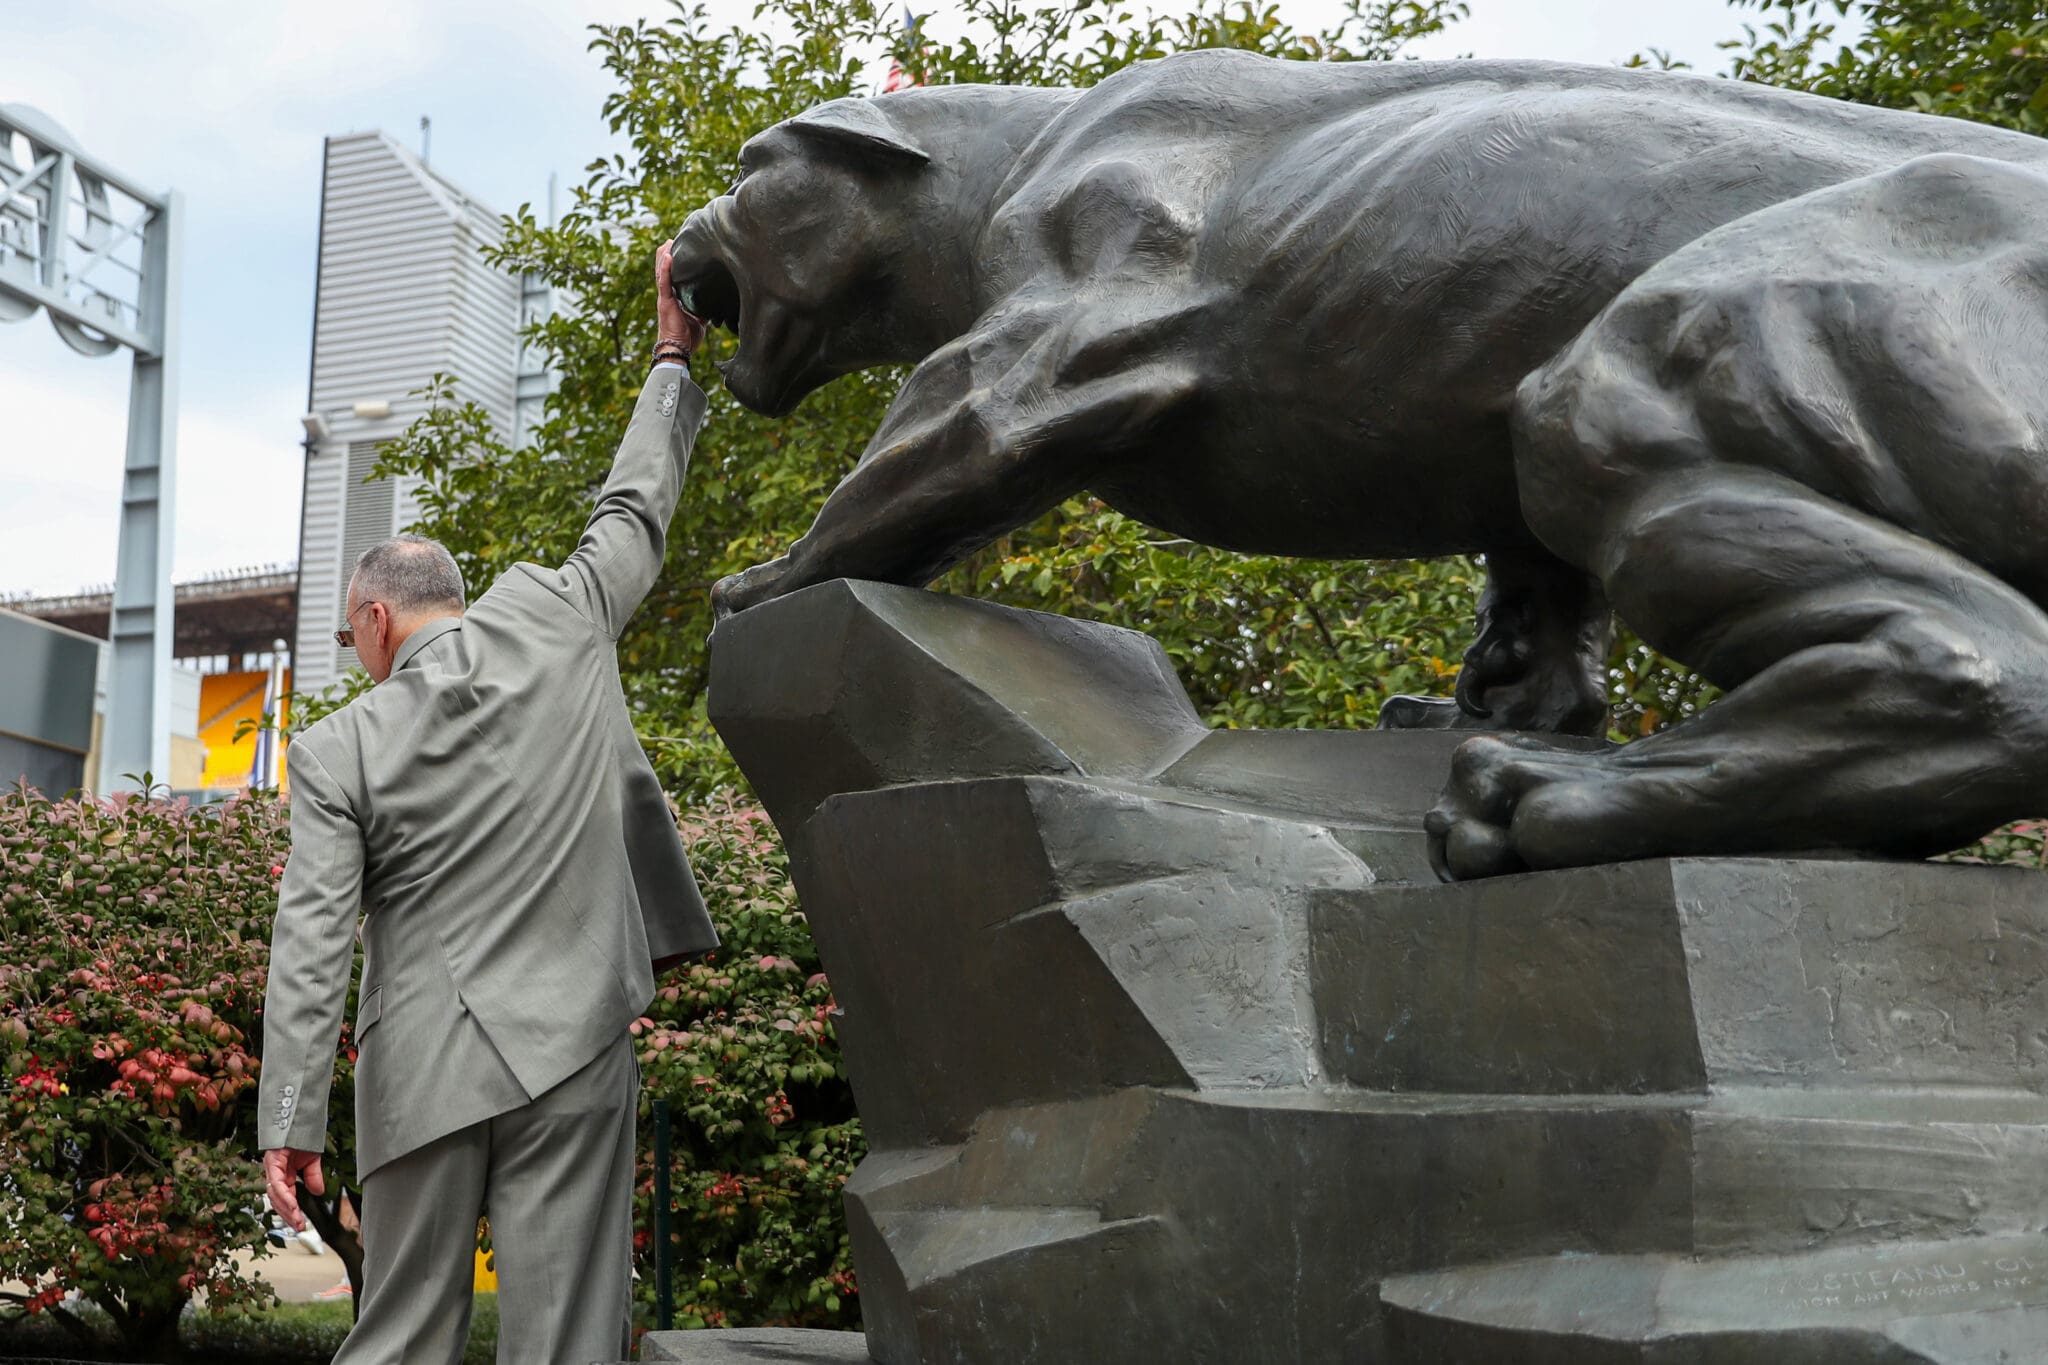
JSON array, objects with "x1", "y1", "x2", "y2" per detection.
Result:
[{"x1": 350, "y1": 534, "x2": 467, "y2": 616}]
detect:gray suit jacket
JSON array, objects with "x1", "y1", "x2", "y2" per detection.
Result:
[{"x1": 259, "y1": 371, "x2": 718, "y2": 1177}]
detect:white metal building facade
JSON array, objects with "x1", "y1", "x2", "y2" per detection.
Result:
[{"x1": 291, "y1": 130, "x2": 541, "y2": 693}]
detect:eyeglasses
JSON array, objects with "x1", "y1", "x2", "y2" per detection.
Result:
[{"x1": 334, "y1": 600, "x2": 380, "y2": 650}]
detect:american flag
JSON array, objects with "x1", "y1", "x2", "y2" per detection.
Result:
[{"x1": 882, "y1": 6, "x2": 925, "y2": 93}]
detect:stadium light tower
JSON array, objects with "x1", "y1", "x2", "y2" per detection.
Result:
[{"x1": 0, "y1": 104, "x2": 182, "y2": 789}]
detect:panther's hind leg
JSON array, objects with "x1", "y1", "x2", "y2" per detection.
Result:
[
  {"x1": 1378, "y1": 545, "x2": 1611, "y2": 737},
  {"x1": 1429, "y1": 152, "x2": 2048, "y2": 879},
  {"x1": 1427, "y1": 469, "x2": 2048, "y2": 878}
]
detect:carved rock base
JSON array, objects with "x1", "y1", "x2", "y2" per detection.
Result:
[{"x1": 708, "y1": 583, "x2": 2048, "y2": 1364}]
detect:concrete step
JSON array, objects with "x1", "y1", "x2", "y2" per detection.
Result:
[
  {"x1": 1312, "y1": 857, "x2": 2048, "y2": 1097},
  {"x1": 1378, "y1": 1235, "x2": 2048, "y2": 1363},
  {"x1": 634, "y1": 1327, "x2": 869, "y2": 1361}
]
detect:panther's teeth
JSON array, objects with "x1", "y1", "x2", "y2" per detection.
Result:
[{"x1": 679, "y1": 283, "x2": 700, "y2": 315}]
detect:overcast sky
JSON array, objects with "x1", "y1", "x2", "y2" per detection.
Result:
[{"x1": 1, "y1": 0, "x2": 1765, "y2": 598}]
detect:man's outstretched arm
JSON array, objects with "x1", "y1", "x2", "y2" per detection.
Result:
[
  {"x1": 258, "y1": 741, "x2": 364, "y2": 1230},
  {"x1": 553, "y1": 243, "x2": 710, "y2": 638}
]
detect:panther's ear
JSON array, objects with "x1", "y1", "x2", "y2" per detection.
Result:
[{"x1": 786, "y1": 99, "x2": 930, "y2": 170}]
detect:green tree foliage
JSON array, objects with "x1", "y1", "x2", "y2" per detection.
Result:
[
  {"x1": 355, "y1": 0, "x2": 2048, "y2": 766},
  {"x1": 1725, "y1": 0, "x2": 2048, "y2": 130},
  {"x1": 372, "y1": 0, "x2": 1476, "y2": 799}
]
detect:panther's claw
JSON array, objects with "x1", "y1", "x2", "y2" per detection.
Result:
[{"x1": 1454, "y1": 663, "x2": 1492, "y2": 718}]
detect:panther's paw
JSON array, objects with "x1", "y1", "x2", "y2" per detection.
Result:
[
  {"x1": 1424, "y1": 735, "x2": 1610, "y2": 880},
  {"x1": 711, "y1": 556, "x2": 795, "y2": 623}
]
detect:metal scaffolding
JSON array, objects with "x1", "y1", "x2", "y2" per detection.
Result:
[{"x1": 1, "y1": 103, "x2": 183, "y2": 789}]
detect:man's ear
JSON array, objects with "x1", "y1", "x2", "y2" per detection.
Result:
[{"x1": 786, "y1": 99, "x2": 930, "y2": 170}]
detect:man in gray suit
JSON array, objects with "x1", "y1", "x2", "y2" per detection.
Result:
[{"x1": 259, "y1": 248, "x2": 715, "y2": 1364}]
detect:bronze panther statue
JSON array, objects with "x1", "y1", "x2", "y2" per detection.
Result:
[{"x1": 670, "y1": 49, "x2": 2048, "y2": 878}]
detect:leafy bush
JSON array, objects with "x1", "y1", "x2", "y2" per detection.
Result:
[
  {"x1": 633, "y1": 797, "x2": 862, "y2": 1334},
  {"x1": 1939, "y1": 819, "x2": 2048, "y2": 868},
  {"x1": 0, "y1": 780, "x2": 856, "y2": 1354},
  {"x1": 0, "y1": 785, "x2": 295, "y2": 1356},
  {"x1": 0, "y1": 1293, "x2": 498, "y2": 1363}
]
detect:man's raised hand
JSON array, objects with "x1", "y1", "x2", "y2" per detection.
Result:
[{"x1": 656, "y1": 241, "x2": 708, "y2": 357}]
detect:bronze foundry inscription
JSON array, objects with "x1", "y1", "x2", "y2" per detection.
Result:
[{"x1": 1690, "y1": 1238, "x2": 2048, "y2": 1324}]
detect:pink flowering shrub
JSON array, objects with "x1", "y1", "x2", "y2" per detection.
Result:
[
  {"x1": 1943, "y1": 818, "x2": 2048, "y2": 868},
  {"x1": 633, "y1": 796, "x2": 863, "y2": 1334},
  {"x1": 0, "y1": 780, "x2": 860, "y2": 1349},
  {"x1": 0, "y1": 784, "x2": 326, "y2": 1354}
]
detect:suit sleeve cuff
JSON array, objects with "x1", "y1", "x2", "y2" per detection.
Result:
[{"x1": 640, "y1": 369, "x2": 707, "y2": 432}]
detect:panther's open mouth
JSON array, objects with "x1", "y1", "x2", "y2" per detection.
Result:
[
  {"x1": 669, "y1": 209, "x2": 814, "y2": 413},
  {"x1": 674, "y1": 257, "x2": 743, "y2": 337}
]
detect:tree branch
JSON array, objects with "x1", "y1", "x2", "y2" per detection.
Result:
[
  {"x1": 1296, "y1": 583, "x2": 1339, "y2": 653},
  {"x1": 48, "y1": 1300, "x2": 97, "y2": 1345}
]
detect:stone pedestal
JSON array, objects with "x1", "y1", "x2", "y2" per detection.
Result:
[
  {"x1": 707, "y1": 582, "x2": 2048, "y2": 1364},
  {"x1": 639, "y1": 1327, "x2": 872, "y2": 1361}
]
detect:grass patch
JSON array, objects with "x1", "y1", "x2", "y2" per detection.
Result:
[
  {"x1": 0, "y1": 1294, "x2": 498, "y2": 1363},
  {"x1": 187, "y1": 1294, "x2": 498, "y2": 1362}
]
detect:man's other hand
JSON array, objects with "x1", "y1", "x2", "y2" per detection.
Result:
[
  {"x1": 264, "y1": 1147, "x2": 326, "y2": 1232},
  {"x1": 656, "y1": 241, "x2": 708, "y2": 357}
]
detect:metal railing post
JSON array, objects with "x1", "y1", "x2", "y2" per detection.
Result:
[
  {"x1": 652, "y1": 1097, "x2": 673, "y2": 1332},
  {"x1": 105, "y1": 187, "x2": 181, "y2": 789}
]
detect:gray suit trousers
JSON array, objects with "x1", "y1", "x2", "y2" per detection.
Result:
[{"x1": 334, "y1": 1033, "x2": 638, "y2": 1365}]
